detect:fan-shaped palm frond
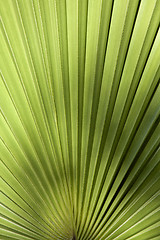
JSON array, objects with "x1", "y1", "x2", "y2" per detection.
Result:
[{"x1": 0, "y1": 0, "x2": 160, "y2": 239}]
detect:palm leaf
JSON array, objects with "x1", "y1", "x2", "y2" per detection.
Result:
[{"x1": 0, "y1": 0, "x2": 160, "y2": 239}]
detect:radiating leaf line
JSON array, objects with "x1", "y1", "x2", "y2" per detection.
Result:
[
  {"x1": 15, "y1": 0, "x2": 70, "y2": 202},
  {"x1": 0, "y1": 100, "x2": 69, "y2": 224},
  {"x1": 0, "y1": 0, "x2": 160, "y2": 239},
  {"x1": 97, "y1": 168, "x2": 160, "y2": 239},
  {"x1": 0, "y1": 158, "x2": 70, "y2": 234}
]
